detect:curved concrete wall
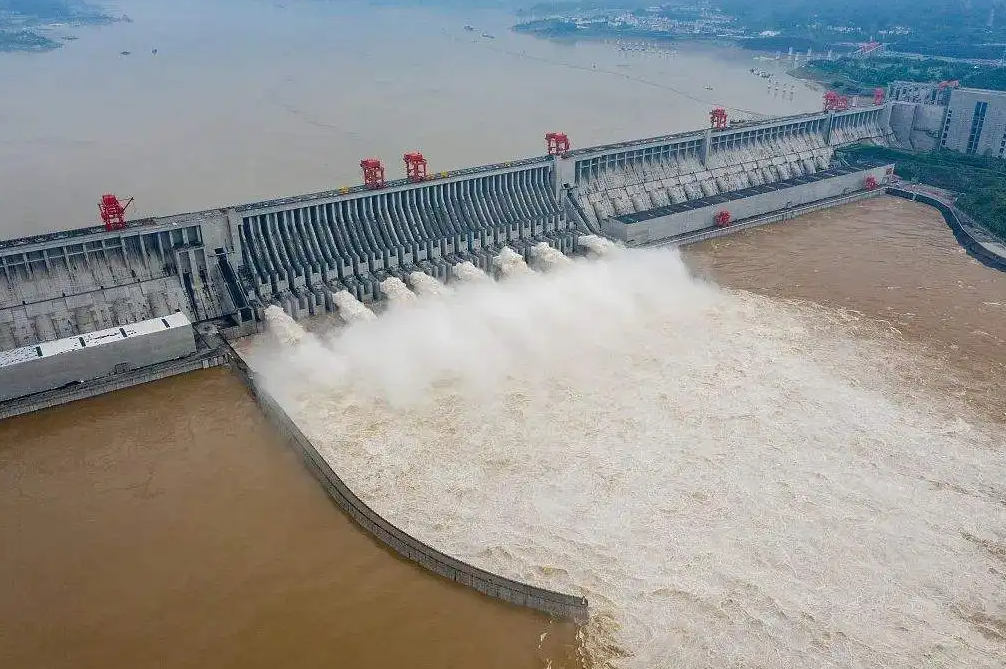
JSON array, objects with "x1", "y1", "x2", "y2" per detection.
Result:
[
  {"x1": 229, "y1": 356, "x2": 589, "y2": 622},
  {"x1": 887, "y1": 188, "x2": 1006, "y2": 272}
]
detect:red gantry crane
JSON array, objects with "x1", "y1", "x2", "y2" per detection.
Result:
[
  {"x1": 98, "y1": 193, "x2": 134, "y2": 231},
  {"x1": 710, "y1": 107, "x2": 728, "y2": 130},
  {"x1": 360, "y1": 158, "x2": 386, "y2": 189},
  {"x1": 546, "y1": 132, "x2": 571, "y2": 156},
  {"x1": 404, "y1": 152, "x2": 428, "y2": 182},
  {"x1": 823, "y1": 91, "x2": 850, "y2": 112}
]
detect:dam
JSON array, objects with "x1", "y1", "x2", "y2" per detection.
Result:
[
  {"x1": 0, "y1": 105, "x2": 892, "y2": 351},
  {"x1": 0, "y1": 104, "x2": 895, "y2": 621}
]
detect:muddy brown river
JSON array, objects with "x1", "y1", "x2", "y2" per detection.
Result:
[{"x1": 0, "y1": 196, "x2": 1002, "y2": 668}]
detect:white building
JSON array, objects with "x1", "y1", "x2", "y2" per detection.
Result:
[
  {"x1": 0, "y1": 312, "x2": 196, "y2": 402},
  {"x1": 941, "y1": 87, "x2": 1006, "y2": 156}
]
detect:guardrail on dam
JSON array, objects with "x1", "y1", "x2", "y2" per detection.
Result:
[
  {"x1": 0, "y1": 105, "x2": 893, "y2": 348},
  {"x1": 228, "y1": 353, "x2": 590, "y2": 622}
]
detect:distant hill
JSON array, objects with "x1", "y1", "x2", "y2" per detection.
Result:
[{"x1": 719, "y1": 0, "x2": 1006, "y2": 59}]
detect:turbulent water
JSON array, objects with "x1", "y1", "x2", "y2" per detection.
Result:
[
  {"x1": 250, "y1": 245, "x2": 1005, "y2": 669},
  {"x1": 331, "y1": 290, "x2": 377, "y2": 324}
]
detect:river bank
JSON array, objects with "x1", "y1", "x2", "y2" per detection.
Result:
[{"x1": 0, "y1": 0, "x2": 126, "y2": 54}]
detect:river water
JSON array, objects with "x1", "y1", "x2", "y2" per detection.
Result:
[
  {"x1": 1, "y1": 1, "x2": 1004, "y2": 667},
  {"x1": 244, "y1": 196, "x2": 1004, "y2": 669},
  {"x1": 0, "y1": 367, "x2": 581, "y2": 669},
  {"x1": 1, "y1": 196, "x2": 1003, "y2": 667}
]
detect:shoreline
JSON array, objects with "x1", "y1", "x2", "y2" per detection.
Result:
[{"x1": 0, "y1": 14, "x2": 123, "y2": 55}]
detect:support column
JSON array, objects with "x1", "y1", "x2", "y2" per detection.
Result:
[
  {"x1": 880, "y1": 101, "x2": 894, "y2": 135},
  {"x1": 554, "y1": 153, "x2": 578, "y2": 232},
  {"x1": 701, "y1": 128, "x2": 712, "y2": 166},
  {"x1": 825, "y1": 112, "x2": 836, "y2": 145},
  {"x1": 225, "y1": 208, "x2": 243, "y2": 258}
]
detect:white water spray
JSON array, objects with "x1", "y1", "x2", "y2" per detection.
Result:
[
  {"x1": 578, "y1": 234, "x2": 620, "y2": 258},
  {"x1": 408, "y1": 271, "x2": 449, "y2": 297},
  {"x1": 451, "y1": 261, "x2": 491, "y2": 283},
  {"x1": 332, "y1": 290, "x2": 376, "y2": 323},
  {"x1": 263, "y1": 304, "x2": 306, "y2": 346},
  {"x1": 252, "y1": 248, "x2": 1004, "y2": 669},
  {"x1": 529, "y1": 241, "x2": 572, "y2": 271},
  {"x1": 380, "y1": 276, "x2": 417, "y2": 305},
  {"x1": 493, "y1": 246, "x2": 531, "y2": 277}
]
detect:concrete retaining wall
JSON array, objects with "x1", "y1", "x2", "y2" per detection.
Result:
[
  {"x1": 910, "y1": 105, "x2": 946, "y2": 151},
  {"x1": 605, "y1": 165, "x2": 893, "y2": 246},
  {"x1": 887, "y1": 188, "x2": 1006, "y2": 272},
  {"x1": 0, "y1": 349, "x2": 229, "y2": 420},
  {"x1": 0, "y1": 316, "x2": 197, "y2": 403},
  {"x1": 888, "y1": 102, "x2": 917, "y2": 148},
  {"x1": 645, "y1": 188, "x2": 886, "y2": 248},
  {"x1": 228, "y1": 354, "x2": 590, "y2": 622}
]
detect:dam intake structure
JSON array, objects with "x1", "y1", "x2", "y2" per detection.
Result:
[{"x1": 0, "y1": 106, "x2": 893, "y2": 349}]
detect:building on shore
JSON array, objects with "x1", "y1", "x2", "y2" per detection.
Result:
[
  {"x1": 939, "y1": 87, "x2": 1006, "y2": 156},
  {"x1": 887, "y1": 83, "x2": 1006, "y2": 156},
  {"x1": 0, "y1": 312, "x2": 196, "y2": 402}
]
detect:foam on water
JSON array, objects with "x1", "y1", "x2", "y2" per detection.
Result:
[
  {"x1": 408, "y1": 271, "x2": 449, "y2": 298},
  {"x1": 452, "y1": 261, "x2": 491, "y2": 284},
  {"x1": 493, "y1": 246, "x2": 532, "y2": 277},
  {"x1": 530, "y1": 241, "x2": 573, "y2": 271},
  {"x1": 380, "y1": 277, "x2": 417, "y2": 305},
  {"x1": 332, "y1": 290, "x2": 376, "y2": 323},
  {"x1": 257, "y1": 247, "x2": 1005, "y2": 669}
]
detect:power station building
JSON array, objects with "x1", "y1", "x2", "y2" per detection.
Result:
[
  {"x1": 0, "y1": 312, "x2": 196, "y2": 402},
  {"x1": 939, "y1": 87, "x2": 1006, "y2": 156},
  {"x1": 889, "y1": 82, "x2": 1006, "y2": 156}
]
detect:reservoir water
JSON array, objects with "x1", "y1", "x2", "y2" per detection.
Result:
[{"x1": 0, "y1": 0, "x2": 819, "y2": 237}]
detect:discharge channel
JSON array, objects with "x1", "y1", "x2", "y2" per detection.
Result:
[{"x1": 249, "y1": 220, "x2": 1006, "y2": 669}]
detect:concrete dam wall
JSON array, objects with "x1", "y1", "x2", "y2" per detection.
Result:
[
  {"x1": 0, "y1": 106, "x2": 893, "y2": 346},
  {"x1": 236, "y1": 160, "x2": 573, "y2": 318},
  {"x1": 229, "y1": 353, "x2": 590, "y2": 622}
]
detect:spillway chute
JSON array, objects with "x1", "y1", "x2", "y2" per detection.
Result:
[
  {"x1": 332, "y1": 290, "x2": 377, "y2": 324},
  {"x1": 451, "y1": 261, "x2": 491, "y2": 284},
  {"x1": 264, "y1": 304, "x2": 307, "y2": 347},
  {"x1": 529, "y1": 241, "x2": 573, "y2": 271},
  {"x1": 578, "y1": 234, "x2": 621, "y2": 258},
  {"x1": 492, "y1": 246, "x2": 531, "y2": 278},
  {"x1": 380, "y1": 276, "x2": 418, "y2": 305},
  {"x1": 408, "y1": 271, "x2": 449, "y2": 297}
]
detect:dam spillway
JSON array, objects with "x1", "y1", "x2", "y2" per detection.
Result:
[{"x1": 0, "y1": 106, "x2": 893, "y2": 350}]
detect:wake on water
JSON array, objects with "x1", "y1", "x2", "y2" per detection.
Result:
[{"x1": 253, "y1": 244, "x2": 1005, "y2": 669}]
